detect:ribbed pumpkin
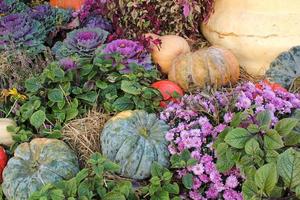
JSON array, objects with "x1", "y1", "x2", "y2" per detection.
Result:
[
  {"x1": 266, "y1": 46, "x2": 300, "y2": 89},
  {"x1": 50, "y1": 0, "x2": 85, "y2": 10},
  {"x1": 101, "y1": 110, "x2": 170, "y2": 180},
  {"x1": 2, "y1": 138, "x2": 79, "y2": 200},
  {"x1": 201, "y1": 0, "x2": 300, "y2": 76},
  {"x1": 168, "y1": 46, "x2": 240, "y2": 91}
]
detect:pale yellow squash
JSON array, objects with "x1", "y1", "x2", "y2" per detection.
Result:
[
  {"x1": 201, "y1": 0, "x2": 300, "y2": 76},
  {"x1": 0, "y1": 118, "x2": 16, "y2": 147}
]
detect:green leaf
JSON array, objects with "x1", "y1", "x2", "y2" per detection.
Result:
[
  {"x1": 264, "y1": 130, "x2": 284, "y2": 150},
  {"x1": 163, "y1": 183, "x2": 179, "y2": 194},
  {"x1": 77, "y1": 91, "x2": 98, "y2": 103},
  {"x1": 277, "y1": 148, "x2": 300, "y2": 189},
  {"x1": 151, "y1": 162, "x2": 164, "y2": 177},
  {"x1": 49, "y1": 189, "x2": 65, "y2": 200},
  {"x1": 162, "y1": 172, "x2": 172, "y2": 181},
  {"x1": 275, "y1": 118, "x2": 299, "y2": 136},
  {"x1": 245, "y1": 138, "x2": 261, "y2": 155},
  {"x1": 103, "y1": 192, "x2": 126, "y2": 200},
  {"x1": 224, "y1": 128, "x2": 252, "y2": 149},
  {"x1": 121, "y1": 80, "x2": 141, "y2": 95},
  {"x1": 256, "y1": 110, "x2": 272, "y2": 127},
  {"x1": 230, "y1": 112, "x2": 247, "y2": 127},
  {"x1": 25, "y1": 77, "x2": 42, "y2": 93},
  {"x1": 295, "y1": 185, "x2": 300, "y2": 199},
  {"x1": 96, "y1": 80, "x2": 108, "y2": 89},
  {"x1": 114, "y1": 181, "x2": 132, "y2": 197},
  {"x1": 48, "y1": 89, "x2": 64, "y2": 103},
  {"x1": 30, "y1": 110, "x2": 46, "y2": 129},
  {"x1": 284, "y1": 131, "x2": 300, "y2": 146},
  {"x1": 103, "y1": 161, "x2": 121, "y2": 173},
  {"x1": 112, "y1": 97, "x2": 135, "y2": 111},
  {"x1": 255, "y1": 163, "x2": 278, "y2": 195},
  {"x1": 182, "y1": 173, "x2": 193, "y2": 189},
  {"x1": 265, "y1": 150, "x2": 279, "y2": 163},
  {"x1": 242, "y1": 180, "x2": 258, "y2": 200},
  {"x1": 181, "y1": 149, "x2": 191, "y2": 162}
]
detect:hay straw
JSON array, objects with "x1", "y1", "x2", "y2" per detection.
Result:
[{"x1": 62, "y1": 109, "x2": 110, "y2": 167}]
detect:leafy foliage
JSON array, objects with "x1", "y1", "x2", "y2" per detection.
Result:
[
  {"x1": 2, "y1": 54, "x2": 161, "y2": 145},
  {"x1": 28, "y1": 153, "x2": 179, "y2": 200},
  {"x1": 0, "y1": 0, "x2": 29, "y2": 16},
  {"x1": 214, "y1": 109, "x2": 300, "y2": 199},
  {"x1": 78, "y1": 0, "x2": 214, "y2": 43}
]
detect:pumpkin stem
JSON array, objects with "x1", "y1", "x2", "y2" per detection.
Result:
[{"x1": 138, "y1": 128, "x2": 149, "y2": 138}]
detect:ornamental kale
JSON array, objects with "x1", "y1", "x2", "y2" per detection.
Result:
[
  {"x1": 0, "y1": 13, "x2": 46, "y2": 56},
  {"x1": 101, "y1": 39, "x2": 153, "y2": 73},
  {"x1": 52, "y1": 27, "x2": 109, "y2": 59},
  {"x1": 0, "y1": 0, "x2": 29, "y2": 16},
  {"x1": 28, "y1": 4, "x2": 71, "y2": 33},
  {"x1": 82, "y1": 15, "x2": 113, "y2": 33}
]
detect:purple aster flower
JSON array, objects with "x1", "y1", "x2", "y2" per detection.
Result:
[
  {"x1": 101, "y1": 39, "x2": 153, "y2": 73},
  {"x1": 225, "y1": 175, "x2": 239, "y2": 189},
  {"x1": 191, "y1": 163, "x2": 205, "y2": 175}
]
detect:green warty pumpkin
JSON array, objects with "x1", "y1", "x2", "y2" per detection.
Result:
[
  {"x1": 266, "y1": 46, "x2": 300, "y2": 89},
  {"x1": 2, "y1": 138, "x2": 79, "y2": 200},
  {"x1": 101, "y1": 110, "x2": 170, "y2": 180}
]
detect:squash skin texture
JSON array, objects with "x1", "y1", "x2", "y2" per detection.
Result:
[
  {"x1": 2, "y1": 138, "x2": 79, "y2": 200},
  {"x1": 0, "y1": 118, "x2": 16, "y2": 147},
  {"x1": 101, "y1": 110, "x2": 170, "y2": 180},
  {"x1": 201, "y1": 0, "x2": 300, "y2": 76},
  {"x1": 168, "y1": 46, "x2": 240, "y2": 91},
  {"x1": 266, "y1": 46, "x2": 300, "y2": 88},
  {"x1": 148, "y1": 34, "x2": 191, "y2": 74}
]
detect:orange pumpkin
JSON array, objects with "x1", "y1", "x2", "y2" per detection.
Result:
[
  {"x1": 50, "y1": 0, "x2": 85, "y2": 10},
  {"x1": 145, "y1": 33, "x2": 190, "y2": 74},
  {"x1": 168, "y1": 46, "x2": 240, "y2": 91}
]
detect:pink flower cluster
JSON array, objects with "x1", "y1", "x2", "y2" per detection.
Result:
[
  {"x1": 161, "y1": 94, "x2": 243, "y2": 200},
  {"x1": 160, "y1": 81, "x2": 300, "y2": 199}
]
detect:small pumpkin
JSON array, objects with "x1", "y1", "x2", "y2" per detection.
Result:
[
  {"x1": 101, "y1": 110, "x2": 170, "y2": 180},
  {"x1": 266, "y1": 46, "x2": 300, "y2": 89},
  {"x1": 0, "y1": 118, "x2": 16, "y2": 147},
  {"x1": 151, "y1": 80, "x2": 184, "y2": 108},
  {"x1": 0, "y1": 146, "x2": 8, "y2": 183},
  {"x1": 168, "y1": 46, "x2": 240, "y2": 91},
  {"x1": 50, "y1": 0, "x2": 85, "y2": 10},
  {"x1": 145, "y1": 33, "x2": 190, "y2": 74},
  {"x1": 2, "y1": 138, "x2": 79, "y2": 200}
]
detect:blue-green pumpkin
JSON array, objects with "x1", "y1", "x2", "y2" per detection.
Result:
[
  {"x1": 266, "y1": 46, "x2": 300, "y2": 89},
  {"x1": 101, "y1": 110, "x2": 170, "y2": 180},
  {"x1": 2, "y1": 138, "x2": 79, "y2": 200}
]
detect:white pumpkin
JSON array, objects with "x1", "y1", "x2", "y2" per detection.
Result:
[
  {"x1": 201, "y1": 0, "x2": 300, "y2": 76},
  {"x1": 0, "y1": 118, "x2": 16, "y2": 146}
]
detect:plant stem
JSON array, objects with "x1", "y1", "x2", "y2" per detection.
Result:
[{"x1": 5, "y1": 99, "x2": 17, "y2": 118}]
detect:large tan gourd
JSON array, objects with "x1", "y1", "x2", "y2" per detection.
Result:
[
  {"x1": 0, "y1": 118, "x2": 16, "y2": 147},
  {"x1": 201, "y1": 0, "x2": 300, "y2": 76}
]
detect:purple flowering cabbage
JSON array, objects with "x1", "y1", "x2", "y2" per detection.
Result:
[
  {"x1": 28, "y1": 4, "x2": 71, "y2": 33},
  {"x1": 160, "y1": 81, "x2": 300, "y2": 199},
  {"x1": 52, "y1": 27, "x2": 109, "y2": 59},
  {"x1": 0, "y1": 0, "x2": 28, "y2": 16},
  {"x1": 83, "y1": 16, "x2": 113, "y2": 33},
  {"x1": 0, "y1": 13, "x2": 46, "y2": 56},
  {"x1": 101, "y1": 39, "x2": 153, "y2": 73}
]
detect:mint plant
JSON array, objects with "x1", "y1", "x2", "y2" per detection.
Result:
[{"x1": 215, "y1": 109, "x2": 300, "y2": 199}]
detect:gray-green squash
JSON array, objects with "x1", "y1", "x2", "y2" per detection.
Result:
[
  {"x1": 101, "y1": 110, "x2": 170, "y2": 180},
  {"x1": 266, "y1": 46, "x2": 300, "y2": 89},
  {"x1": 2, "y1": 138, "x2": 79, "y2": 200}
]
